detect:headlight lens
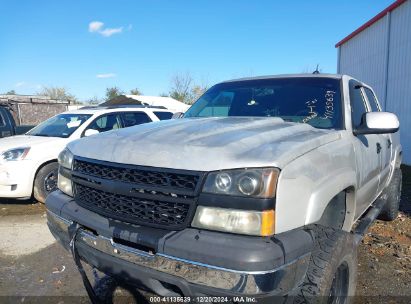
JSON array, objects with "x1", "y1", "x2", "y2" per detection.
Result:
[
  {"x1": 57, "y1": 148, "x2": 74, "y2": 196},
  {"x1": 192, "y1": 206, "x2": 275, "y2": 236},
  {"x1": 58, "y1": 148, "x2": 74, "y2": 169},
  {"x1": 0, "y1": 147, "x2": 30, "y2": 161},
  {"x1": 203, "y1": 168, "x2": 279, "y2": 198},
  {"x1": 58, "y1": 173, "x2": 73, "y2": 197}
]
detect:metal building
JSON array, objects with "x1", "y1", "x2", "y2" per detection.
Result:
[{"x1": 336, "y1": 0, "x2": 411, "y2": 164}]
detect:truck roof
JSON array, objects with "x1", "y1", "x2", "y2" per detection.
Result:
[{"x1": 222, "y1": 73, "x2": 344, "y2": 83}]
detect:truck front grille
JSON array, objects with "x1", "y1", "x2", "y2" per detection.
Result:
[
  {"x1": 71, "y1": 157, "x2": 203, "y2": 230},
  {"x1": 74, "y1": 184, "x2": 192, "y2": 228},
  {"x1": 73, "y1": 159, "x2": 199, "y2": 192}
]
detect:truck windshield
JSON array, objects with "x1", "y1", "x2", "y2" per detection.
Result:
[
  {"x1": 26, "y1": 113, "x2": 92, "y2": 138},
  {"x1": 184, "y1": 77, "x2": 342, "y2": 129}
]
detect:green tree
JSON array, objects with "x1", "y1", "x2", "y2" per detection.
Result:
[
  {"x1": 169, "y1": 72, "x2": 208, "y2": 104},
  {"x1": 105, "y1": 86, "x2": 124, "y2": 101},
  {"x1": 190, "y1": 85, "x2": 207, "y2": 104},
  {"x1": 169, "y1": 72, "x2": 193, "y2": 104},
  {"x1": 129, "y1": 88, "x2": 143, "y2": 95},
  {"x1": 5, "y1": 90, "x2": 16, "y2": 95},
  {"x1": 37, "y1": 86, "x2": 79, "y2": 103}
]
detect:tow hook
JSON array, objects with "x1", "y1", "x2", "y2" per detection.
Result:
[{"x1": 68, "y1": 222, "x2": 100, "y2": 304}]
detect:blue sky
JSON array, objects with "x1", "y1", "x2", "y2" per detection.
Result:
[{"x1": 0, "y1": 0, "x2": 394, "y2": 101}]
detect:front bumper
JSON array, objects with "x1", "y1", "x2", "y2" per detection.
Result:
[
  {"x1": 0, "y1": 159, "x2": 35, "y2": 198},
  {"x1": 46, "y1": 191, "x2": 313, "y2": 300}
]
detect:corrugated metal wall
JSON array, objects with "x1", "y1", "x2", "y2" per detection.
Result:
[
  {"x1": 338, "y1": 0, "x2": 411, "y2": 164},
  {"x1": 338, "y1": 16, "x2": 389, "y2": 102},
  {"x1": 386, "y1": 0, "x2": 411, "y2": 164}
]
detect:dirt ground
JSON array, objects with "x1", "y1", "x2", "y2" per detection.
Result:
[
  {"x1": 0, "y1": 167, "x2": 410, "y2": 304},
  {"x1": 355, "y1": 166, "x2": 411, "y2": 303}
]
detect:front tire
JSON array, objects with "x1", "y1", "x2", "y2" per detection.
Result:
[
  {"x1": 378, "y1": 169, "x2": 402, "y2": 221},
  {"x1": 293, "y1": 225, "x2": 357, "y2": 304},
  {"x1": 33, "y1": 162, "x2": 59, "y2": 203}
]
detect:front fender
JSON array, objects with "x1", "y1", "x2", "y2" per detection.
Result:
[
  {"x1": 305, "y1": 169, "x2": 356, "y2": 228},
  {"x1": 275, "y1": 135, "x2": 357, "y2": 233}
]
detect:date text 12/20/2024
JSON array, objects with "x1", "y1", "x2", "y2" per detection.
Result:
[{"x1": 149, "y1": 296, "x2": 258, "y2": 303}]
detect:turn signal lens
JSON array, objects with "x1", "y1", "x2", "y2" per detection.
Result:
[{"x1": 260, "y1": 210, "x2": 275, "y2": 236}]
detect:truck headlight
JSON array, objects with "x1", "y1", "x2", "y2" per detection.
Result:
[
  {"x1": 202, "y1": 168, "x2": 279, "y2": 198},
  {"x1": 0, "y1": 147, "x2": 30, "y2": 161},
  {"x1": 192, "y1": 207, "x2": 275, "y2": 236},
  {"x1": 58, "y1": 148, "x2": 74, "y2": 169},
  {"x1": 58, "y1": 173, "x2": 73, "y2": 197},
  {"x1": 57, "y1": 148, "x2": 74, "y2": 196}
]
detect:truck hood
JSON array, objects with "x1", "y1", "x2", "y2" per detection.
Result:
[
  {"x1": 0, "y1": 135, "x2": 66, "y2": 154},
  {"x1": 69, "y1": 117, "x2": 341, "y2": 171}
]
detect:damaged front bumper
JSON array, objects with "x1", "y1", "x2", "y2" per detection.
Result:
[{"x1": 47, "y1": 191, "x2": 312, "y2": 301}]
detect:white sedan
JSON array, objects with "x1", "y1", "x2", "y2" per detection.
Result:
[{"x1": 0, "y1": 106, "x2": 175, "y2": 202}]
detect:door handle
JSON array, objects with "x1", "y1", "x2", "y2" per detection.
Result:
[
  {"x1": 387, "y1": 139, "x2": 392, "y2": 148},
  {"x1": 376, "y1": 143, "x2": 382, "y2": 154}
]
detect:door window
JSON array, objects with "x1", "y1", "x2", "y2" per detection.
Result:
[
  {"x1": 363, "y1": 88, "x2": 381, "y2": 112},
  {"x1": 349, "y1": 80, "x2": 368, "y2": 129},
  {"x1": 121, "y1": 112, "x2": 152, "y2": 127},
  {"x1": 0, "y1": 112, "x2": 4, "y2": 126},
  {"x1": 153, "y1": 111, "x2": 173, "y2": 120},
  {"x1": 86, "y1": 114, "x2": 122, "y2": 133}
]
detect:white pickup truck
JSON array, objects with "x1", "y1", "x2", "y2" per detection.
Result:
[
  {"x1": 0, "y1": 106, "x2": 174, "y2": 202},
  {"x1": 46, "y1": 74, "x2": 401, "y2": 303}
]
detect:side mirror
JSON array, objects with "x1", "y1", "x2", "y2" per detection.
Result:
[
  {"x1": 84, "y1": 129, "x2": 100, "y2": 137},
  {"x1": 354, "y1": 112, "x2": 399, "y2": 135},
  {"x1": 172, "y1": 112, "x2": 184, "y2": 119}
]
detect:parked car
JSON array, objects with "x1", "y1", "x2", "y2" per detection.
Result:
[
  {"x1": 0, "y1": 105, "x2": 175, "y2": 203},
  {"x1": 0, "y1": 105, "x2": 35, "y2": 138},
  {"x1": 46, "y1": 74, "x2": 401, "y2": 303}
]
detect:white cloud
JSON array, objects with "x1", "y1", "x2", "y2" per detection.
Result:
[
  {"x1": 99, "y1": 27, "x2": 123, "y2": 37},
  {"x1": 89, "y1": 21, "x2": 104, "y2": 32},
  {"x1": 88, "y1": 21, "x2": 128, "y2": 37},
  {"x1": 14, "y1": 82, "x2": 41, "y2": 89},
  {"x1": 15, "y1": 81, "x2": 25, "y2": 87},
  {"x1": 96, "y1": 73, "x2": 116, "y2": 79}
]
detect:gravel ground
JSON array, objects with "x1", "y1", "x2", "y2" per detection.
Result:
[
  {"x1": 0, "y1": 167, "x2": 410, "y2": 303},
  {"x1": 355, "y1": 165, "x2": 411, "y2": 303}
]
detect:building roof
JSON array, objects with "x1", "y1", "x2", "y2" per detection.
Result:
[
  {"x1": 124, "y1": 95, "x2": 190, "y2": 112},
  {"x1": 0, "y1": 94, "x2": 69, "y2": 104},
  {"x1": 100, "y1": 95, "x2": 190, "y2": 112},
  {"x1": 335, "y1": 0, "x2": 407, "y2": 47}
]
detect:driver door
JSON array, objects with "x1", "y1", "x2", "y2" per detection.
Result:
[{"x1": 349, "y1": 80, "x2": 381, "y2": 219}]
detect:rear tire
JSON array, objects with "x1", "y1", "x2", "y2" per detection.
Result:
[
  {"x1": 378, "y1": 169, "x2": 402, "y2": 221},
  {"x1": 292, "y1": 225, "x2": 357, "y2": 304},
  {"x1": 33, "y1": 162, "x2": 59, "y2": 203}
]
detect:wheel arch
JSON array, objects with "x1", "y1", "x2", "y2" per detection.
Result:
[
  {"x1": 31, "y1": 159, "x2": 59, "y2": 202},
  {"x1": 32, "y1": 159, "x2": 58, "y2": 188},
  {"x1": 304, "y1": 171, "x2": 357, "y2": 232},
  {"x1": 31, "y1": 158, "x2": 58, "y2": 192},
  {"x1": 314, "y1": 186, "x2": 356, "y2": 231}
]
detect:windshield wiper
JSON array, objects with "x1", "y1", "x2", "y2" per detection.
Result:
[{"x1": 29, "y1": 133, "x2": 52, "y2": 137}]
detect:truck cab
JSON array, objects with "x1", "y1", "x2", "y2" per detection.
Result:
[{"x1": 0, "y1": 105, "x2": 33, "y2": 138}]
